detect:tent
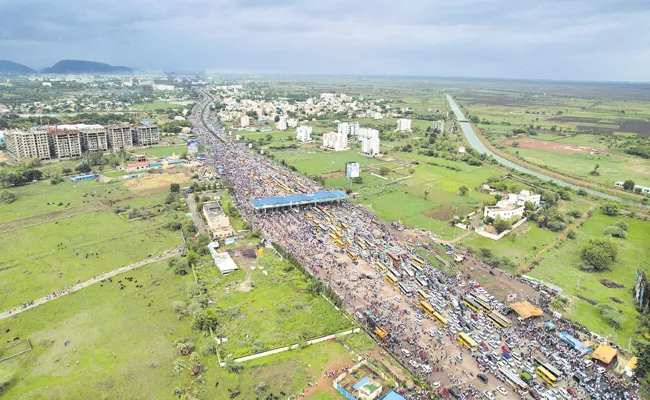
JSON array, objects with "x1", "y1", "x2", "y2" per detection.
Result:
[
  {"x1": 509, "y1": 301, "x2": 543, "y2": 319},
  {"x1": 592, "y1": 344, "x2": 617, "y2": 366}
]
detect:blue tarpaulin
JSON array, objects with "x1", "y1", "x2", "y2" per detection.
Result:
[
  {"x1": 251, "y1": 190, "x2": 348, "y2": 210},
  {"x1": 382, "y1": 390, "x2": 405, "y2": 400},
  {"x1": 558, "y1": 331, "x2": 592, "y2": 355},
  {"x1": 352, "y1": 376, "x2": 371, "y2": 391}
]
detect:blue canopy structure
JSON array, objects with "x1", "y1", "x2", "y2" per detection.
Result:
[
  {"x1": 352, "y1": 377, "x2": 371, "y2": 391},
  {"x1": 250, "y1": 190, "x2": 348, "y2": 210}
]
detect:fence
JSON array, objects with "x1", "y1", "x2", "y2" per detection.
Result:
[{"x1": 476, "y1": 217, "x2": 528, "y2": 240}]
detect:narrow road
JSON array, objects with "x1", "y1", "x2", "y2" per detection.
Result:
[
  {"x1": 1, "y1": 246, "x2": 183, "y2": 321},
  {"x1": 446, "y1": 95, "x2": 646, "y2": 207},
  {"x1": 186, "y1": 194, "x2": 208, "y2": 234}
]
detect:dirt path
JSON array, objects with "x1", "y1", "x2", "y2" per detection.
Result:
[
  {"x1": 0, "y1": 246, "x2": 183, "y2": 320},
  {"x1": 517, "y1": 204, "x2": 595, "y2": 274}
]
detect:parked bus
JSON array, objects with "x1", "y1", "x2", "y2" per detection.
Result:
[
  {"x1": 385, "y1": 272, "x2": 399, "y2": 286},
  {"x1": 403, "y1": 267, "x2": 415, "y2": 280},
  {"x1": 500, "y1": 368, "x2": 529, "y2": 390},
  {"x1": 433, "y1": 312, "x2": 449, "y2": 328},
  {"x1": 411, "y1": 256, "x2": 425, "y2": 268},
  {"x1": 398, "y1": 282, "x2": 412, "y2": 297},
  {"x1": 458, "y1": 332, "x2": 478, "y2": 350},
  {"x1": 420, "y1": 301, "x2": 435, "y2": 317},
  {"x1": 463, "y1": 297, "x2": 482, "y2": 313},
  {"x1": 468, "y1": 293, "x2": 491, "y2": 312},
  {"x1": 346, "y1": 238, "x2": 353, "y2": 247},
  {"x1": 339, "y1": 221, "x2": 348, "y2": 231},
  {"x1": 334, "y1": 239, "x2": 345, "y2": 249},
  {"x1": 329, "y1": 232, "x2": 339, "y2": 242},
  {"x1": 387, "y1": 252, "x2": 400, "y2": 267},
  {"x1": 387, "y1": 267, "x2": 402, "y2": 279},
  {"x1": 410, "y1": 261, "x2": 424, "y2": 273},
  {"x1": 416, "y1": 276, "x2": 428, "y2": 288},
  {"x1": 346, "y1": 249, "x2": 359, "y2": 260},
  {"x1": 536, "y1": 366, "x2": 558, "y2": 387},
  {"x1": 374, "y1": 327, "x2": 388, "y2": 340},
  {"x1": 417, "y1": 289, "x2": 428, "y2": 301},
  {"x1": 375, "y1": 261, "x2": 387, "y2": 273},
  {"x1": 488, "y1": 311, "x2": 512, "y2": 329},
  {"x1": 533, "y1": 358, "x2": 562, "y2": 380}
]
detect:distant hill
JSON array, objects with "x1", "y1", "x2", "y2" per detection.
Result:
[
  {"x1": 42, "y1": 59, "x2": 133, "y2": 74},
  {"x1": 0, "y1": 60, "x2": 36, "y2": 74}
]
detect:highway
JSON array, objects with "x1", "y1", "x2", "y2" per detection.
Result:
[{"x1": 446, "y1": 95, "x2": 645, "y2": 206}]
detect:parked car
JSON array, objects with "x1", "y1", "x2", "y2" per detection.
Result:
[{"x1": 477, "y1": 374, "x2": 489, "y2": 384}]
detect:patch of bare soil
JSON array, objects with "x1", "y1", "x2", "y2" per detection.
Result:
[{"x1": 600, "y1": 279, "x2": 624, "y2": 289}]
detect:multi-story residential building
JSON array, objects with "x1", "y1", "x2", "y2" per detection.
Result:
[
  {"x1": 287, "y1": 118, "x2": 298, "y2": 128},
  {"x1": 131, "y1": 124, "x2": 160, "y2": 146},
  {"x1": 275, "y1": 117, "x2": 287, "y2": 131},
  {"x1": 4, "y1": 130, "x2": 51, "y2": 160},
  {"x1": 240, "y1": 115, "x2": 250, "y2": 128},
  {"x1": 432, "y1": 120, "x2": 445, "y2": 132},
  {"x1": 338, "y1": 122, "x2": 359, "y2": 137},
  {"x1": 152, "y1": 84, "x2": 175, "y2": 91},
  {"x1": 358, "y1": 127, "x2": 379, "y2": 141},
  {"x1": 322, "y1": 131, "x2": 348, "y2": 151},
  {"x1": 396, "y1": 118, "x2": 412, "y2": 132},
  {"x1": 48, "y1": 130, "x2": 82, "y2": 158},
  {"x1": 296, "y1": 126, "x2": 312, "y2": 143},
  {"x1": 361, "y1": 136, "x2": 380, "y2": 155},
  {"x1": 57, "y1": 124, "x2": 108, "y2": 152},
  {"x1": 106, "y1": 124, "x2": 133, "y2": 149}
]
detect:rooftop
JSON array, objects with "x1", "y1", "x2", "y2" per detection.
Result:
[
  {"x1": 203, "y1": 201, "x2": 226, "y2": 218},
  {"x1": 251, "y1": 190, "x2": 348, "y2": 210}
]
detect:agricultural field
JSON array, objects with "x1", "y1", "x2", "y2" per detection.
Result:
[
  {"x1": 0, "y1": 260, "x2": 367, "y2": 399},
  {"x1": 131, "y1": 101, "x2": 185, "y2": 110},
  {"x1": 0, "y1": 176, "x2": 188, "y2": 309},
  {"x1": 143, "y1": 144, "x2": 188, "y2": 158},
  {"x1": 529, "y1": 212, "x2": 650, "y2": 346}
]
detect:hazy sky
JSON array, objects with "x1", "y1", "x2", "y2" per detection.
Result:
[{"x1": 1, "y1": 0, "x2": 648, "y2": 81}]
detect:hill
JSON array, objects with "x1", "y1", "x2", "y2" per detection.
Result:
[
  {"x1": 42, "y1": 59, "x2": 133, "y2": 74},
  {"x1": 0, "y1": 60, "x2": 36, "y2": 74}
]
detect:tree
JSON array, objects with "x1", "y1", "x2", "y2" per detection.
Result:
[
  {"x1": 75, "y1": 163, "x2": 91, "y2": 174},
  {"x1": 352, "y1": 176, "x2": 363, "y2": 184},
  {"x1": 274, "y1": 115, "x2": 280, "y2": 122},
  {"x1": 623, "y1": 180, "x2": 635, "y2": 192},
  {"x1": 246, "y1": 110, "x2": 257, "y2": 119},
  {"x1": 173, "y1": 357, "x2": 186, "y2": 387},
  {"x1": 170, "y1": 183, "x2": 180, "y2": 193},
  {"x1": 470, "y1": 115, "x2": 480, "y2": 124},
  {"x1": 424, "y1": 189, "x2": 429, "y2": 200},
  {"x1": 579, "y1": 238, "x2": 617, "y2": 271},
  {"x1": 511, "y1": 141, "x2": 520, "y2": 148},
  {"x1": 379, "y1": 166, "x2": 390, "y2": 176},
  {"x1": 193, "y1": 308, "x2": 219, "y2": 332},
  {"x1": 600, "y1": 202, "x2": 620, "y2": 216},
  {"x1": 459, "y1": 185, "x2": 469, "y2": 196},
  {"x1": 589, "y1": 163, "x2": 600, "y2": 176},
  {"x1": 224, "y1": 360, "x2": 243, "y2": 373},
  {"x1": 493, "y1": 217, "x2": 512, "y2": 234},
  {"x1": 0, "y1": 191, "x2": 16, "y2": 204},
  {"x1": 635, "y1": 342, "x2": 650, "y2": 382}
]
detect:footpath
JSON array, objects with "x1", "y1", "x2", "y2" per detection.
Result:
[{"x1": 0, "y1": 246, "x2": 183, "y2": 321}]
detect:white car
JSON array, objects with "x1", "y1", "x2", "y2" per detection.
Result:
[
  {"x1": 483, "y1": 391, "x2": 495, "y2": 400},
  {"x1": 409, "y1": 359, "x2": 420, "y2": 368},
  {"x1": 596, "y1": 366, "x2": 606, "y2": 374},
  {"x1": 401, "y1": 348, "x2": 411, "y2": 357},
  {"x1": 394, "y1": 295, "x2": 402, "y2": 302},
  {"x1": 415, "y1": 319, "x2": 423, "y2": 326},
  {"x1": 496, "y1": 386, "x2": 507, "y2": 396},
  {"x1": 558, "y1": 389, "x2": 571, "y2": 399},
  {"x1": 432, "y1": 381, "x2": 441, "y2": 388},
  {"x1": 584, "y1": 359, "x2": 593, "y2": 367},
  {"x1": 456, "y1": 355, "x2": 463, "y2": 363},
  {"x1": 422, "y1": 364, "x2": 432, "y2": 373}
]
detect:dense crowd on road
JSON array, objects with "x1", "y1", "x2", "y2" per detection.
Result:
[{"x1": 192, "y1": 93, "x2": 640, "y2": 400}]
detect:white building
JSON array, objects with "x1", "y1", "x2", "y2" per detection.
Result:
[
  {"x1": 615, "y1": 181, "x2": 650, "y2": 194},
  {"x1": 275, "y1": 116, "x2": 287, "y2": 131},
  {"x1": 240, "y1": 115, "x2": 250, "y2": 128},
  {"x1": 358, "y1": 127, "x2": 379, "y2": 141},
  {"x1": 287, "y1": 118, "x2": 298, "y2": 128},
  {"x1": 296, "y1": 126, "x2": 312, "y2": 143},
  {"x1": 338, "y1": 122, "x2": 359, "y2": 137},
  {"x1": 396, "y1": 119, "x2": 412, "y2": 132},
  {"x1": 152, "y1": 84, "x2": 175, "y2": 91},
  {"x1": 322, "y1": 131, "x2": 348, "y2": 151},
  {"x1": 320, "y1": 93, "x2": 335, "y2": 100},
  {"x1": 373, "y1": 112, "x2": 383, "y2": 120},
  {"x1": 361, "y1": 136, "x2": 380, "y2": 155},
  {"x1": 483, "y1": 190, "x2": 540, "y2": 220},
  {"x1": 432, "y1": 120, "x2": 445, "y2": 132}
]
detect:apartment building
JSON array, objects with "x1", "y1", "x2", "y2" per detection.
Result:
[
  {"x1": 4, "y1": 130, "x2": 51, "y2": 160},
  {"x1": 338, "y1": 122, "x2": 359, "y2": 137},
  {"x1": 396, "y1": 118, "x2": 412, "y2": 132},
  {"x1": 48, "y1": 130, "x2": 82, "y2": 158},
  {"x1": 296, "y1": 126, "x2": 312, "y2": 143},
  {"x1": 106, "y1": 124, "x2": 133, "y2": 149},
  {"x1": 361, "y1": 136, "x2": 380, "y2": 155},
  {"x1": 432, "y1": 120, "x2": 445, "y2": 132},
  {"x1": 132, "y1": 124, "x2": 160, "y2": 146},
  {"x1": 322, "y1": 131, "x2": 348, "y2": 151}
]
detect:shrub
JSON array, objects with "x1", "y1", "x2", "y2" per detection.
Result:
[
  {"x1": 603, "y1": 226, "x2": 626, "y2": 238},
  {"x1": 567, "y1": 210, "x2": 582, "y2": 219},
  {"x1": 566, "y1": 230, "x2": 576, "y2": 239},
  {"x1": 598, "y1": 304, "x2": 624, "y2": 328},
  {"x1": 600, "y1": 202, "x2": 620, "y2": 216},
  {"x1": 615, "y1": 220, "x2": 629, "y2": 231},
  {"x1": 547, "y1": 220, "x2": 566, "y2": 232},
  {"x1": 0, "y1": 191, "x2": 16, "y2": 204},
  {"x1": 579, "y1": 238, "x2": 618, "y2": 271}
]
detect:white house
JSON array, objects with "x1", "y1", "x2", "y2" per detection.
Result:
[
  {"x1": 396, "y1": 118, "x2": 412, "y2": 132},
  {"x1": 483, "y1": 189, "x2": 540, "y2": 220}
]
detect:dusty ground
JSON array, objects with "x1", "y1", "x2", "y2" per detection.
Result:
[
  {"x1": 322, "y1": 171, "x2": 345, "y2": 180},
  {"x1": 229, "y1": 245, "x2": 259, "y2": 292},
  {"x1": 0, "y1": 151, "x2": 10, "y2": 163},
  {"x1": 124, "y1": 170, "x2": 191, "y2": 195},
  {"x1": 502, "y1": 137, "x2": 594, "y2": 154}
]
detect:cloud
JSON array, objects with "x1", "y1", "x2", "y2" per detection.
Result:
[{"x1": 0, "y1": 0, "x2": 648, "y2": 80}]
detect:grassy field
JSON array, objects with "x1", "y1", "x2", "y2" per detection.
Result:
[
  {"x1": 0, "y1": 260, "x2": 365, "y2": 399},
  {"x1": 143, "y1": 145, "x2": 188, "y2": 158},
  {"x1": 131, "y1": 101, "x2": 184, "y2": 110},
  {"x1": 216, "y1": 254, "x2": 353, "y2": 358},
  {"x1": 275, "y1": 149, "x2": 375, "y2": 176},
  {"x1": 529, "y1": 212, "x2": 650, "y2": 346}
]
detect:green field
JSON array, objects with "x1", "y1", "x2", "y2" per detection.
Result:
[
  {"x1": 143, "y1": 144, "x2": 188, "y2": 158},
  {"x1": 530, "y1": 212, "x2": 650, "y2": 346},
  {"x1": 131, "y1": 101, "x2": 184, "y2": 110},
  {"x1": 0, "y1": 260, "x2": 365, "y2": 399},
  {"x1": 275, "y1": 149, "x2": 374, "y2": 176},
  {"x1": 216, "y1": 255, "x2": 353, "y2": 358}
]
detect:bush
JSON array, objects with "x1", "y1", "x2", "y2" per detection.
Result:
[
  {"x1": 615, "y1": 220, "x2": 629, "y2": 231},
  {"x1": 566, "y1": 230, "x2": 576, "y2": 239},
  {"x1": 603, "y1": 226, "x2": 627, "y2": 238},
  {"x1": 493, "y1": 217, "x2": 512, "y2": 234},
  {"x1": 0, "y1": 191, "x2": 16, "y2": 204},
  {"x1": 224, "y1": 360, "x2": 243, "y2": 373},
  {"x1": 598, "y1": 304, "x2": 624, "y2": 328},
  {"x1": 547, "y1": 220, "x2": 566, "y2": 232},
  {"x1": 567, "y1": 210, "x2": 582, "y2": 219},
  {"x1": 580, "y1": 238, "x2": 618, "y2": 271},
  {"x1": 600, "y1": 202, "x2": 620, "y2": 216}
]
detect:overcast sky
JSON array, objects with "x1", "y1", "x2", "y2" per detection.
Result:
[{"x1": 0, "y1": 0, "x2": 648, "y2": 81}]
